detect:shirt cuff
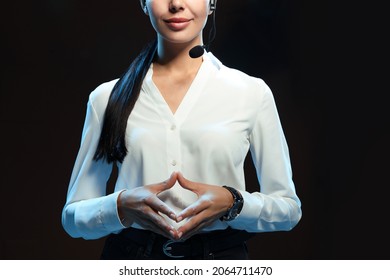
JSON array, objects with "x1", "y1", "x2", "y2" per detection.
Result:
[
  {"x1": 100, "y1": 191, "x2": 127, "y2": 232},
  {"x1": 226, "y1": 190, "x2": 262, "y2": 230}
]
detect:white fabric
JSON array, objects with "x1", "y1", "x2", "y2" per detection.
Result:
[{"x1": 62, "y1": 52, "x2": 302, "y2": 240}]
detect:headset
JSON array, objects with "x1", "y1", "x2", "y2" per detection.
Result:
[
  {"x1": 139, "y1": 0, "x2": 218, "y2": 58},
  {"x1": 210, "y1": 0, "x2": 217, "y2": 11},
  {"x1": 140, "y1": 0, "x2": 217, "y2": 11}
]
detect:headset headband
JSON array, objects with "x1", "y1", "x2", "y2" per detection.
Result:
[{"x1": 141, "y1": 0, "x2": 216, "y2": 11}]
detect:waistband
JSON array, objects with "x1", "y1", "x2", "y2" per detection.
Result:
[{"x1": 117, "y1": 227, "x2": 255, "y2": 258}]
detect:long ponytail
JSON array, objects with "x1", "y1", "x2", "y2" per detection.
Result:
[{"x1": 94, "y1": 39, "x2": 157, "y2": 163}]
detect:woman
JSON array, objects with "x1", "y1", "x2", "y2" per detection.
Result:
[{"x1": 62, "y1": 0, "x2": 302, "y2": 260}]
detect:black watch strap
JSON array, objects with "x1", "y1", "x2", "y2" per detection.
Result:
[{"x1": 220, "y1": 186, "x2": 244, "y2": 221}]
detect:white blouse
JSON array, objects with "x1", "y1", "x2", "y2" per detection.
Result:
[{"x1": 62, "y1": 52, "x2": 302, "y2": 240}]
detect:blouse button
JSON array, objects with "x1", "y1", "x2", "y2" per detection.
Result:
[
  {"x1": 171, "y1": 160, "x2": 177, "y2": 166},
  {"x1": 170, "y1": 124, "x2": 176, "y2": 130}
]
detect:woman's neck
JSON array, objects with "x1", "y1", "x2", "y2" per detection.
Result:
[{"x1": 154, "y1": 37, "x2": 204, "y2": 74}]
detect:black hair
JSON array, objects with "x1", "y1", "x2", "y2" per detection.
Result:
[{"x1": 93, "y1": 39, "x2": 157, "y2": 163}]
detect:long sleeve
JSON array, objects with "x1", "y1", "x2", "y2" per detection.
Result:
[
  {"x1": 61, "y1": 82, "x2": 125, "y2": 240},
  {"x1": 227, "y1": 80, "x2": 302, "y2": 232},
  {"x1": 61, "y1": 54, "x2": 301, "y2": 238}
]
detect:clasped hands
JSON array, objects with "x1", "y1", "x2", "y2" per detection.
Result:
[{"x1": 117, "y1": 172, "x2": 234, "y2": 240}]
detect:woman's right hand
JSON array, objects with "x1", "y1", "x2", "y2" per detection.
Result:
[{"x1": 117, "y1": 172, "x2": 179, "y2": 239}]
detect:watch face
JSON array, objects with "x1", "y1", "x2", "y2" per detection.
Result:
[
  {"x1": 231, "y1": 208, "x2": 238, "y2": 218},
  {"x1": 230, "y1": 201, "x2": 243, "y2": 218},
  {"x1": 220, "y1": 186, "x2": 244, "y2": 221}
]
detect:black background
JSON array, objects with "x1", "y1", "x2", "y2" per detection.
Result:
[{"x1": 1, "y1": 0, "x2": 389, "y2": 259}]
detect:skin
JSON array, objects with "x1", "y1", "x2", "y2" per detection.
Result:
[{"x1": 118, "y1": 0, "x2": 233, "y2": 241}]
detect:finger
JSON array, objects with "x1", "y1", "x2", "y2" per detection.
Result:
[
  {"x1": 177, "y1": 172, "x2": 199, "y2": 193},
  {"x1": 176, "y1": 199, "x2": 209, "y2": 222},
  {"x1": 179, "y1": 222, "x2": 209, "y2": 240},
  {"x1": 177, "y1": 213, "x2": 216, "y2": 240},
  {"x1": 144, "y1": 195, "x2": 178, "y2": 221},
  {"x1": 137, "y1": 207, "x2": 178, "y2": 239},
  {"x1": 150, "y1": 172, "x2": 178, "y2": 193},
  {"x1": 136, "y1": 218, "x2": 177, "y2": 239}
]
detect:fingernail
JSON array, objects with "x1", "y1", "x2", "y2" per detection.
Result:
[
  {"x1": 176, "y1": 216, "x2": 183, "y2": 222},
  {"x1": 170, "y1": 230, "x2": 175, "y2": 238},
  {"x1": 170, "y1": 213, "x2": 176, "y2": 220},
  {"x1": 178, "y1": 231, "x2": 183, "y2": 239}
]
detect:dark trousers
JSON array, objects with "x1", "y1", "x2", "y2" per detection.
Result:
[{"x1": 101, "y1": 227, "x2": 255, "y2": 260}]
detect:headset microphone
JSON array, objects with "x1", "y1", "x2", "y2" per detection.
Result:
[
  {"x1": 189, "y1": 45, "x2": 206, "y2": 58},
  {"x1": 189, "y1": 0, "x2": 217, "y2": 59}
]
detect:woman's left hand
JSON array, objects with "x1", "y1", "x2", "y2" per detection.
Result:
[{"x1": 175, "y1": 173, "x2": 234, "y2": 240}]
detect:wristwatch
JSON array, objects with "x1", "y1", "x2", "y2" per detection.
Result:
[{"x1": 220, "y1": 186, "x2": 244, "y2": 221}]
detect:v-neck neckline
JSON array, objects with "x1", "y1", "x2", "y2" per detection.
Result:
[{"x1": 142, "y1": 54, "x2": 213, "y2": 125}]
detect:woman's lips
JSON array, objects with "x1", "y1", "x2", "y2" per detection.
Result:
[{"x1": 164, "y1": 18, "x2": 192, "y2": 31}]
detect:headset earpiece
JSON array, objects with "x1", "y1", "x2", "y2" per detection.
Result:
[
  {"x1": 140, "y1": 0, "x2": 148, "y2": 14},
  {"x1": 210, "y1": 0, "x2": 217, "y2": 11}
]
